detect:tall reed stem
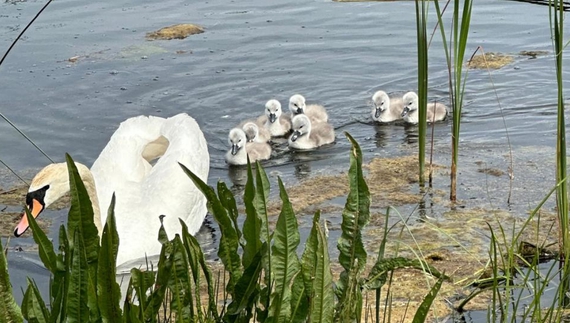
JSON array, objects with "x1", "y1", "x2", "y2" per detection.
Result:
[{"x1": 415, "y1": 0, "x2": 429, "y2": 186}]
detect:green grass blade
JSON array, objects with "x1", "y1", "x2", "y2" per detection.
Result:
[
  {"x1": 97, "y1": 194, "x2": 122, "y2": 322},
  {"x1": 266, "y1": 177, "x2": 301, "y2": 323},
  {"x1": 0, "y1": 239, "x2": 23, "y2": 323},
  {"x1": 415, "y1": 0, "x2": 429, "y2": 184},
  {"x1": 411, "y1": 275, "x2": 445, "y2": 323}
]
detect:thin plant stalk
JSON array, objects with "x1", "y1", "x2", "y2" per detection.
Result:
[
  {"x1": 415, "y1": 0, "x2": 429, "y2": 185},
  {"x1": 434, "y1": 0, "x2": 473, "y2": 201},
  {"x1": 549, "y1": 0, "x2": 570, "y2": 306}
]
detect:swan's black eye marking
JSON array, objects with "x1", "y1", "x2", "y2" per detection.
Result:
[
  {"x1": 26, "y1": 185, "x2": 49, "y2": 207},
  {"x1": 294, "y1": 103, "x2": 299, "y2": 107}
]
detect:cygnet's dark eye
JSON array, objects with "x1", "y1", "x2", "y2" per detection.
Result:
[
  {"x1": 300, "y1": 125, "x2": 304, "y2": 129},
  {"x1": 294, "y1": 103, "x2": 299, "y2": 107}
]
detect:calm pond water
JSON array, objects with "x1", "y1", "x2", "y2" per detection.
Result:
[{"x1": 0, "y1": 0, "x2": 567, "y2": 319}]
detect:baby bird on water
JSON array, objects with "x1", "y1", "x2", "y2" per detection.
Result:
[
  {"x1": 288, "y1": 114, "x2": 335, "y2": 150},
  {"x1": 289, "y1": 94, "x2": 329, "y2": 124},
  {"x1": 226, "y1": 128, "x2": 271, "y2": 165},
  {"x1": 257, "y1": 99, "x2": 291, "y2": 137},
  {"x1": 401, "y1": 91, "x2": 448, "y2": 124},
  {"x1": 371, "y1": 90, "x2": 404, "y2": 123}
]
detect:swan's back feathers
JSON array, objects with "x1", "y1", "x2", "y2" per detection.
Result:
[{"x1": 91, "y1": 113, "x2": 209, "y2": 266}]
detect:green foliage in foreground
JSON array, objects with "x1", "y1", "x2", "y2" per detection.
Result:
[{"x1": 0, "y1": 134, "x2": 447, "y2": 322}]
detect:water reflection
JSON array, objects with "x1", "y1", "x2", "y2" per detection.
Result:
[{"x1": 227, "y1": 165, "x2": 248, "y2": 192}]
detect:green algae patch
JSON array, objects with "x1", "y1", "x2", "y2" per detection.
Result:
[
  {"x1": 146, "y1": 24, "x2": 204, "y2": 40},
  {"x1": 468, "y1": 52, "x2": 514, "y2": 69}
]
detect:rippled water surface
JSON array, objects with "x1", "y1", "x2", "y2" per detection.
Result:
[{"x1": 0, "y1": 0, "x2": 567, "y2": 317}]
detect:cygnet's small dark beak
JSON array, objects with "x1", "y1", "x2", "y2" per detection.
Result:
[
  {"x1": 290, "y1": 130, "x2": 301, "y2": 142},
  {"x1": 401, "y1": 107, "x2": 410, "y2": 118},
  {"x1": 269, "y1": 113, "x2": 277, "y2": 123},
  {"x1": 231, "y1": 144, "x2": 240, "y2": 155},
  {"x1": 375, "y1": 107, "x2": 382, "y2": 118}
]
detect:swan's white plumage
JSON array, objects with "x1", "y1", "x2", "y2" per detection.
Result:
[
  {"x1": 288, "y1": 114, "x2": 335, "y2": 150},
  {"x1": 288, "y1": 94, "x2": 329, "y2": 124},
  {"x1": 20, "y1": 113, "x2": 209, "y2": 268}
]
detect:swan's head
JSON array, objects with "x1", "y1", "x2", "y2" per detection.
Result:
[
  {"x1": 289, "y1": 94, "x2": 306, "y2": 115},
  {"x1": 290, "y1": 114, "x2": 311, "y2": 142},
  {"x1": 265, "y1": 99, "x2": 282, "y2": 123},
  {"x1": 228, "y1": 128, "x2": 247, "y2": 155},
  {"x1": 401, "y1": 91, "x2": 419, "y2": 118},
  {"x1": 14, "y1": 162, "x2": 91, "y2": 237},
  {"x1": 372, "y1": 90, "x2": 389, "y2": 119},
  {"x1": 242, "y1": 122, "x2": 259, "y2": 142}
]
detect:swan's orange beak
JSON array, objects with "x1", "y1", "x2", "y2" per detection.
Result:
[{"x1": 14, "y1": 198, "x2": 44, "y2": 237}]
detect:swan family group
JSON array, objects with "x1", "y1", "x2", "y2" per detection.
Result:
[
  {"x1": 225, "y1": 91, "x2": 449, "y2": 165},
  {"x1": 225, "y1": 94, "x2": 335, "y2": 165},
  {"x1": 13, "y1": 90, "x2": 448, "y2": 268}
]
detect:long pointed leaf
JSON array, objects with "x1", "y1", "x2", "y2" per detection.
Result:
[
  {"x1": 336, "y1": 132, "x2": 370, "y2": 322},
  {"x1": 0, "y1": 239, "x2": 23, "y2": 323},
  {"x1": 97, "y1": 194, "x2": 123, "y2": 322},
  {"x1": 66, "y1": 230, "x2": 89, "y2": 323},
  {"x1": 25, "y1": 207, "x2": 57, "y2": 273},
  {"x1": 242, "y1": 161, "x2": 262, "y2": 269},
  {"x1": 226, "y1": 246, "x2": 264, "y2": 317},
  {"x1": 266, "y1": 178, "x2": 301, "y2": 323},
  {"x1": 411, "y1": 275, "x2": 445, "y2": 323},
  {"x1": 179, "y1": 163, "x2": 242, "y2": 296}
]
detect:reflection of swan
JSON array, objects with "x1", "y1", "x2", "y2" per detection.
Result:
[
  {"x1": 371, "y1": 90, "x2": 404, "y2": 123},
  {"x1": 288, "y1": 114, "x2": 335, "y2": 150},
  {"x1": 401, "y1": 91, "x2": 448, "y2": 124},
  {"x1": 289, "y1": 94, "x2": 329, "y2": 124},
  {"x1": 14, "y1": 113, "x2": 210, "y2": 268}
]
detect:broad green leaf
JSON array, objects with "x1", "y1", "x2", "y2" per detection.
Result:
[
  {"x1": 336, "y1": 133, "x2": 370, "y2": 322},
  {"x1": 309, "y1": 213, "x2": 335, "y2": 323},
  {"x1": 412, "y1": 275, "x2": 445, "y2": 323},
  {"x1": 22, "y1": 278, "x2": 48, "y2": 323},
  {"x1": 97, "y1": 194, "x2": 123, "y2": 322},
  {"x1": 168, "y1": 236, "x2": 193, "y2": 322},
  {"x1": 218, "y1": 181, "x2": 242, "y2": 241},
  {"x1": 0, "y1": 239, "x2": 23, "y2": 323},
  {"x1": 242, "y1": 161, "x2": 262, "y2": 269},
  {"x1": 65, "y1": 154, "x2": 100, "y2": 264},
  {"x1": 254, "y1": 161, "x2": 271, "y2": 245},
  {"x1": 226, "y1": 246, "x2": 264, "y2": 317},
  {"x1": 143, "y1": 231, "x2": 173, "y2": 322},
  {"x1": 180, "y1": 220, "x2": 220, "y2": 321},
  {"x1": 289, "y1": 274, "x2": 308, "y2": 323},
  {"x1": 25, "y1": 207, "x2": 57, "y2": 273},
  {"x1": 127, "y1": 268, "x2": 156, "y2": 317},
  {"x1": 66, "y1": 230, "x2": 89, "y2": 323},
  {"x1": 51, "y1": 225, "x2": 70, "y2": 323},
  {"x1": 266, "y1": 178, "x2": 301, "y2": 323},
  {"x1": 179, "y1": 163, "x2": 242, "y2": 296}
]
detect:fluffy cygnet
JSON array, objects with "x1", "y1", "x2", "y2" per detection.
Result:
[
  {"x1": 371, "y1": 90, "x2": 405, "y2": 123},
  {"x1": 289, "y1": 94, "x2": 329, "y2": 124},
  {"x1": 242, "y1": 122, "x2": 270, "y2": 143},
  {"x1": 288, "y1": 114, "x2": 335, "y2": 150},
  {"x1": 226, "y1": 128, "x2": 271, "y2": 165},
  {"x1": 257, "y1": 99, "x2": 292, "y2": 137},
  {"x1": 401, "y1": 91, "x2": 448, "y2": 124}
]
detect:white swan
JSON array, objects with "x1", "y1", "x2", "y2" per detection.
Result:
[
  {"x1": 225, "y1": 128, "x2": 272, "y2": 165},
  {"x1": 289, "y1": 94, "x2": 329, "y2": 124},
  {"x1": 242, "y1": 121, "x2": 270, "y2": 143},
  {"x1": 14, "y1": 113, "x2": 210, "y2": 268},
  {"x1": 288, "y1": 114, "x2": 335, "y2": 150},
  {"x1": 256, "y1": 99, "x2": 291, "y2": 137},
  {"x1": 371, "y1": 90, "x2": 404, "y2": 123},
  {"x1": 401, "y1": 91, "x2": 449, "y2": 124}
]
